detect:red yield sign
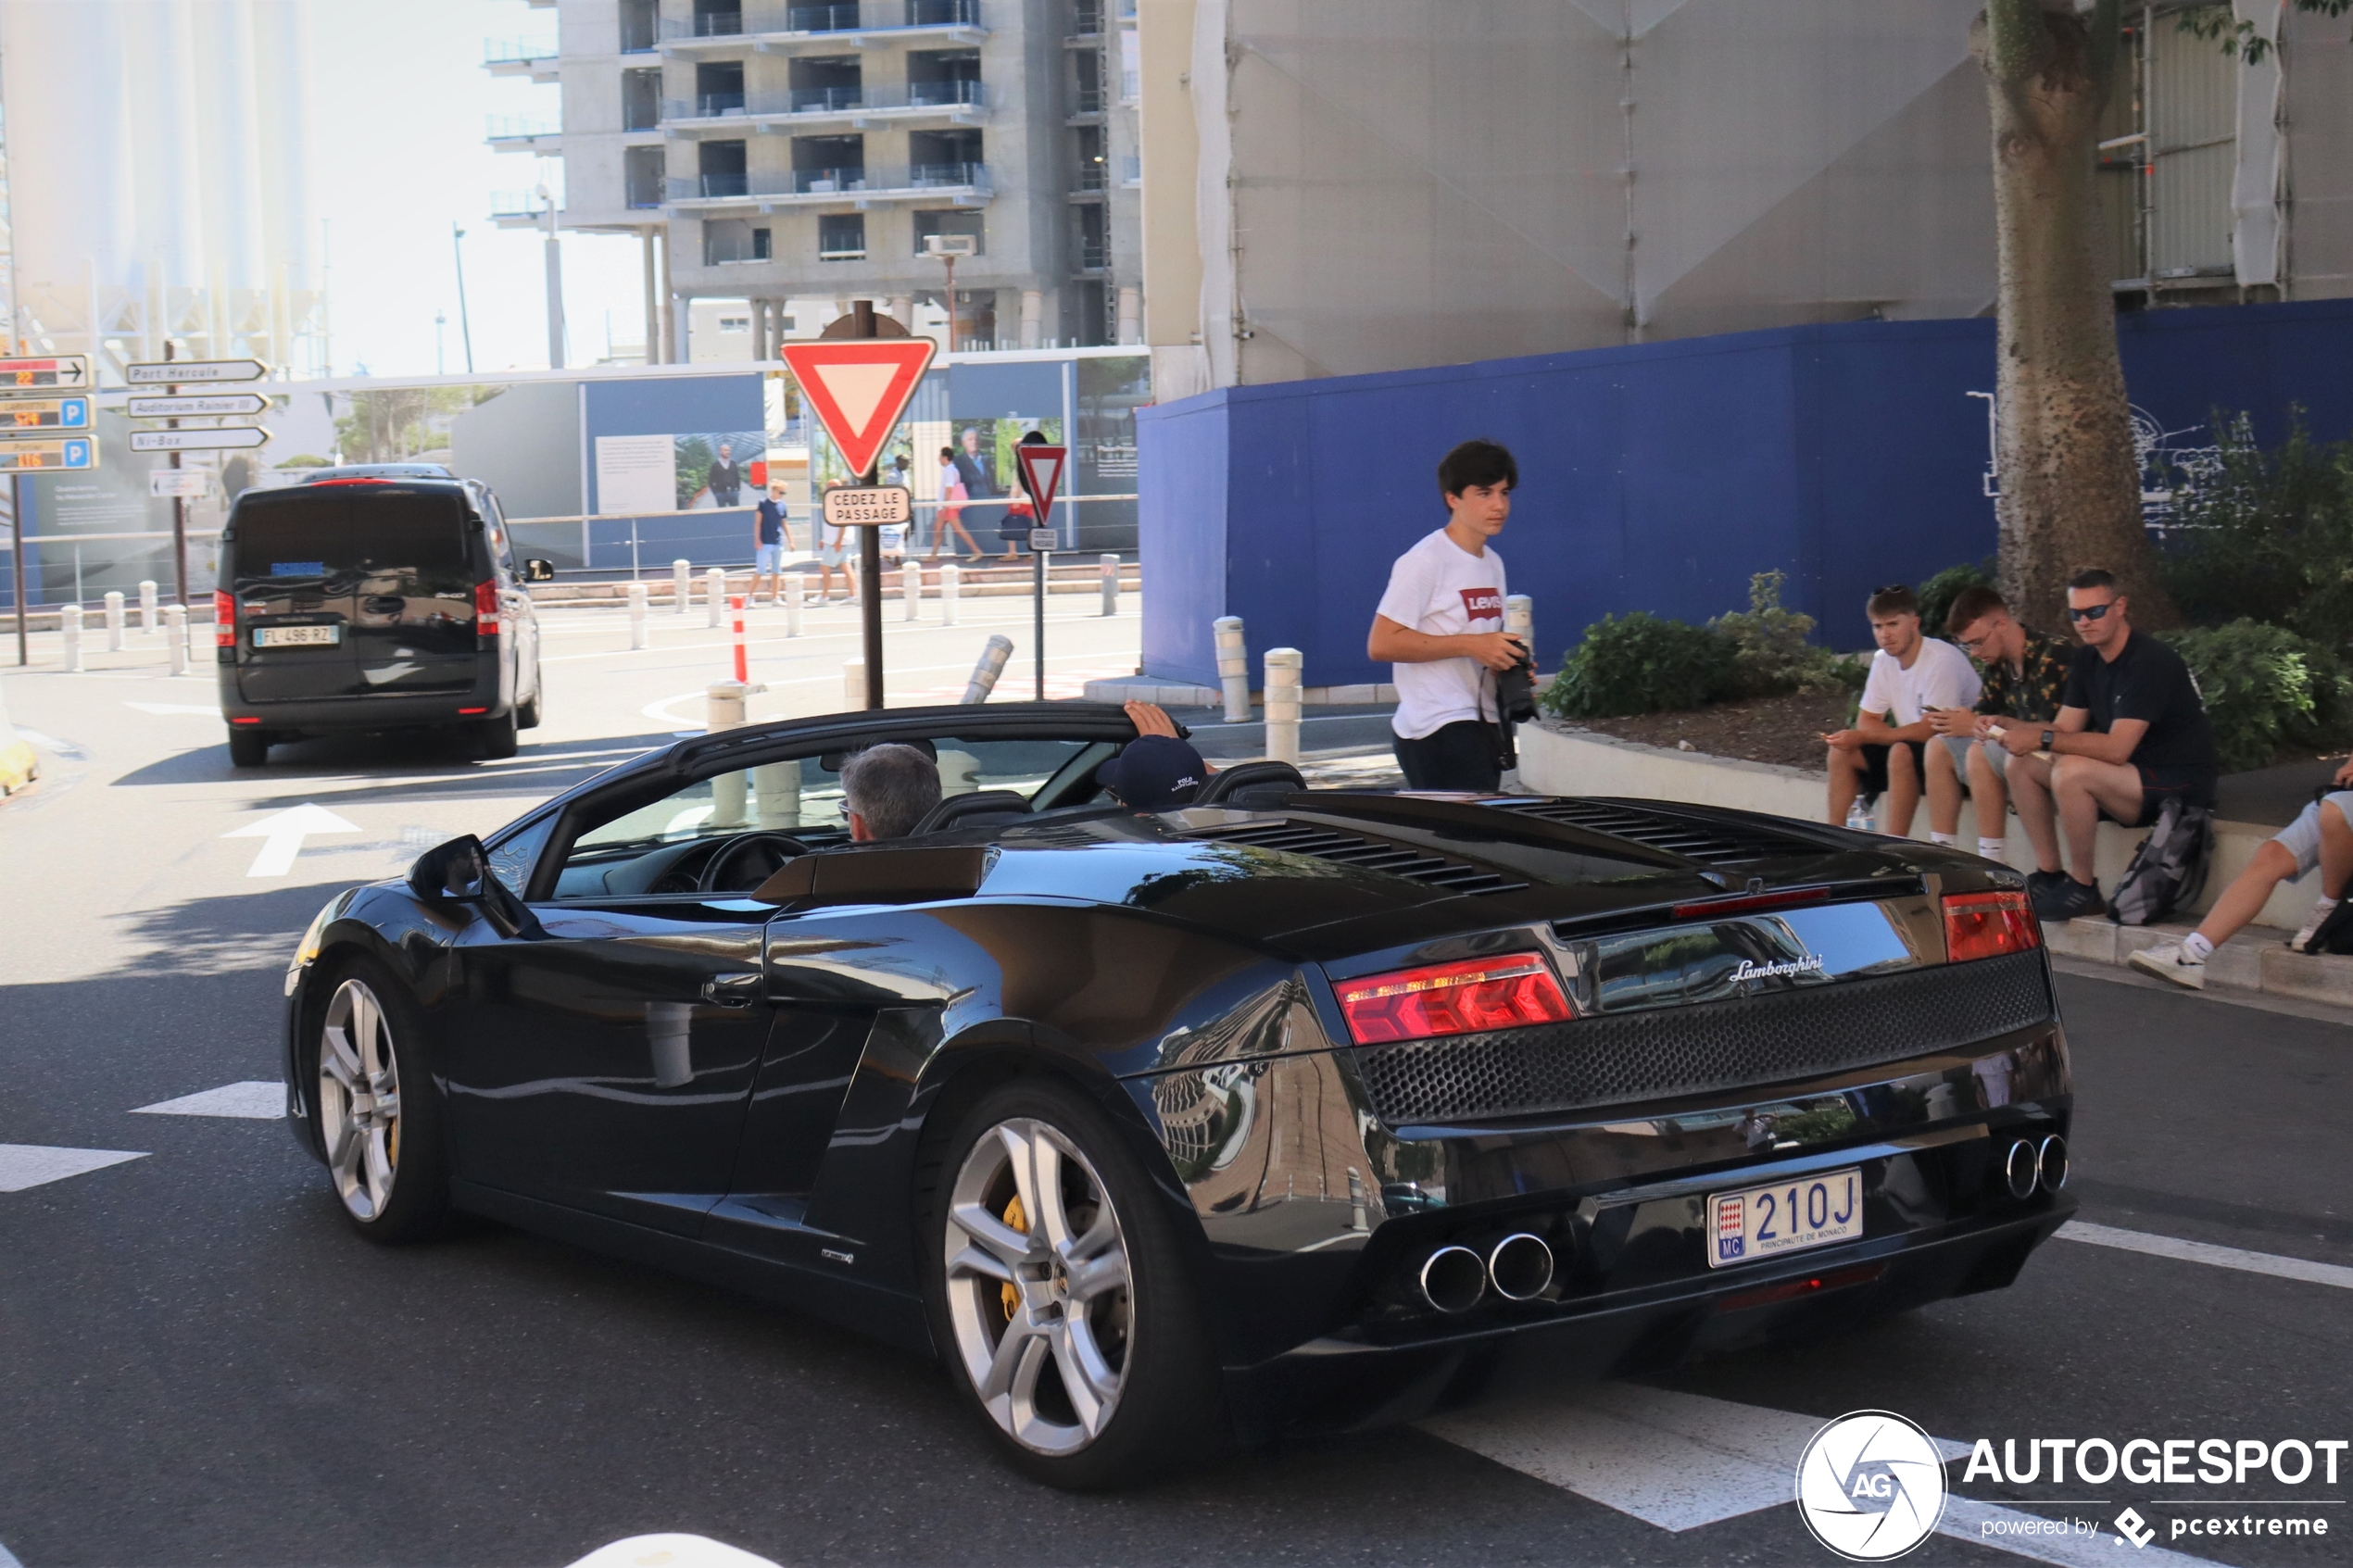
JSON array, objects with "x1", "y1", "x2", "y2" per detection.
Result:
[
  {"x1": 1013, "y1": 443, "x2": 1067, "y2": 518},
  {"x1": 780, "y1": 338, "x2": 937, "y2": 480}
]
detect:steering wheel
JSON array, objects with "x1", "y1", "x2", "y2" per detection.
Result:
[{"x1": 698, "y1": 832, "x2": 810, "y2": 894}]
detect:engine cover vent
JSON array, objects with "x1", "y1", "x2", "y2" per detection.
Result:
[
  {"x1": 1498, "y1": 798, "x2": 1822, "y2": 865},
  {"x1": 1188, "y1": 820, "x2": 1529, "y2": 896}
]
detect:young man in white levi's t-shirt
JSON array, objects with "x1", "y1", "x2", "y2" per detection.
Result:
[{"x1": 1368, "y1": 438, "x2": 1528, "y2": 790}]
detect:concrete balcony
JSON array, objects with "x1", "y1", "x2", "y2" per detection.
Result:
[
  {"x1": 665, "y1": 161, "x2": 990, "y2": 212},
  {"x1": 658, "y1": 0, "x2": 984, "y2": 56},
  {"x1": 485, "y1": 116, "x2": 562, "y2": 154},
  {"x1": 659, "y1": 81, "x2": 984, "y2": 136},
  {"x1": 483, "y1": 38, "x2": 560, "y2": 82}
]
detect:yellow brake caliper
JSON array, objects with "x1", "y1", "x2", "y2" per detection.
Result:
[{"x1": 1000, "y1": 1194, "x2": 1027, "y2": 1321}]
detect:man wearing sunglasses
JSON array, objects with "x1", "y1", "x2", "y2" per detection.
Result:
[{"x1": 1999, "y1": 568, "x2": 2219, "y2": 922}]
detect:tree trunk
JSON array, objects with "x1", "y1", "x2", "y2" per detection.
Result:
[{"x1": 1974, "y1": 0, "x2": 2176, "y2": 633}]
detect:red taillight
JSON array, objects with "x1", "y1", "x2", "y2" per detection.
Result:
[
  {"x1": 474, "y1": 580, "x2": 499, "y2": 636},
  {"x1": 1944, "y1": 889, "x2": 2041, "y2": 962},
  {"x1": 213, "y1": 590, "x2": 234, "y2": 648},
  {"x1": 1671, "y1": 885, "x2": 1835, "y2": 921},
  {"x1": 1334, "y1": 955, "x2": 1572, "y2": 1045}
]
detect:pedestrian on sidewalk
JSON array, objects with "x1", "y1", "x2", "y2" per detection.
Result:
[
  {"x1": 751, "y1": 481, "x2": 792, "y2": 603},
  {"x1": 815, "y1": 484, "x2": 859, "y2": 603},
  {"x1": 929, "y1": 445, "x2": 985, "y2": 561},
  {"x1": 1924, "y1": 584, "x2": 2071, "y2": 864},
  {"x1": 1367, "y1": 437, "x2": 1527, "y2": 792},
  {"x1": 2129, "y1": 761, "x2": 2353, "y2": 987},
  {"x1": 2003, "y1": 569, "x2": 2221, "y2": 922},
  {"x1": 1823, "y1": 584, "x2": 1981, "y2": 836}
]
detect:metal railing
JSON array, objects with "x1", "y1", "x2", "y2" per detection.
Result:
[
  {"x1": 485, "y1": 115, "x2": 560, "y2": 141},
  {"x1": 1076, "y1": 238, "x2": 1109, "y2": 270},
  {"x1": 489, "y1": 191, "x2": 547, "y2": 219},
  {"x1": 660, "y1": 82, "x2": 984, "y2": 121},
  {"x1": 1072, "y1": 162, "x2": 1107, "y2": 192},
  {"x1": 484, "y1": 37, "x2": 560, "y2": 63},
  {"x1": 661, "y1": 0, "x2": 978, "y2": 39},
  {"x1": 1071, "y1": 0, "x2": 1103, "y2": 36},
  {"x1": 1068, "y1": 85, "x2": 1103, "y2": 115},
  {"x1": 663, "y1": 162, "x2": 990, "y2": 201}
]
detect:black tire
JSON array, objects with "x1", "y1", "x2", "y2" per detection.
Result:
[
  {"x1": 472, "y1": 709, "x2": 519, "y2": 760},
  {"x1": 307, "y1": 954, "x2": 454, "y2": 1244},
  {"x1": 919, "y1": 1075, "x2": 1227, "y2": 1488},
  {"x1": 227, "y1": 728, "x2": 271, "y2": 768},
  {"x1": 517, "y1": 672, "x2": 543, "y2": 730}
]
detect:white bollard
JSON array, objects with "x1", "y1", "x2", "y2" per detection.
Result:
[
  {"x1": 1265, "y1": 646, "x2": 1303, "y2": 766},
  {"x1": 902, "y1": 559, "x2": 922, "y2": 622},
  {"x1": 1214, "y1": 616, "x2": 1250, "y2": 722},
  {"x1": 673, "y1": 558, "x2": 692, "y2": 616},
  {"x1": 1504, "y1": 594, "x2": 1534, "y2": 664},
  {"x1": 104, "y1": 590, "x2": 126, "y2": 651},
  {"x1": 939, "y1": 563, "x2": 960, "y2": 626},
  {"x1": 844, "y1": 660, "x2": 866, "y2": 709},
  {"x1": 627, "y1": 581, "x2": 649, "y2": 649},
  {"x1": 60, "y1": 603, "x2": 84, "y2": 671},
  {"x1": 138, "y1": 580, "x2": 158, "y2": 633},
  {"x1": 784, "y1": 570, "x2": 803, "y2": 637},
  {"x1": 962, "y1": 633, "x2": 1014, "y2": 703},
  {"x1": 164, "y1": 603, "x2": 189, "y2": 675},
  {"x1": 1101, "y1": 554, "x2": 1120, "y2": 617},
  {"x1": 706, "y1": 567, "x2": 725, "y2": 628},
  {"x1": 706, "y1": 678, "x2": 768, "y2": 826},
  {"x1": 754, "y1": 759, "x2": 803, "y2": 830}
]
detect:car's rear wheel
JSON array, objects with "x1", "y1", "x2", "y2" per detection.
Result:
[
  {"x1": 924, "y1": 1077, "x2": 1226, "y2": 1488},
  {"x1": 312, "y1": 958, "x2": 451, "y2": 1243},
  {"x1": 472, "y1": 709, "x2": 518, "y2": 760},
  {"x1": 226, "y1": 728, "x2": 271, "y2": 768},
  {"x1": 517, "y1": 675, "x2": 543, "y2": 730}
]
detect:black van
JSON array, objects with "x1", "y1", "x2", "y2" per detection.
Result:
[{"x1": 215, "y1": 474, "x2": 552, "y2": 767}]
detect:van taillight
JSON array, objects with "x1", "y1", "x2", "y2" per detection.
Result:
[
  {"x1": 1333, "y1": 955, "x2": 1573, "y2": 1045},
  {"x1": 474, "y1": 580, "x2": 499, "y2": 636},
  {"x1": 213, "y1": 591, "x2": 234, "y2": 648},
  {"x1": 1943, "y1": 890, "x2": 2041, "y2": 961}
]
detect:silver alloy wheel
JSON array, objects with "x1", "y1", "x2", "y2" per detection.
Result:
[
  {"x1": 942, "y1": 1116, "x2": 1134, "y2": 1455},
  {"x1": 318, "y1": 978, "x2": 401, "y2": 1222}
]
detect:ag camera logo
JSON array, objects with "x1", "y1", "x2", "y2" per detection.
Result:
[{"x1": 1796, "y1": 1411, "x2": 1948, "y2": 1561}]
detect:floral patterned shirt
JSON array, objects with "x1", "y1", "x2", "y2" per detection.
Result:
[{"x1": 1973, "y1": 627, "x2": 2072, "y2": 722}]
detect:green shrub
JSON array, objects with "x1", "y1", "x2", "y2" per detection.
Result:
[
  {"x1": 1917, "y1": 559, "x2": 1995, "y2": 642},
  {"x1": 1712, "y1": 570, "x2": 1851, "y2": 697},
  {"x1": 2163, "y1": 620, "x2": 2353, "y2": 772},
  {"x1": 1541, "y1": 612, "x2": 1735, "y2": 718},
  {"x1": 2157, "y1": 412, "x2": 2353, "y2": 649}
]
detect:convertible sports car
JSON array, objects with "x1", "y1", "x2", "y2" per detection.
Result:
[{"x1": 283, "y1": 701, "x2": 2074, "y2": 1487}]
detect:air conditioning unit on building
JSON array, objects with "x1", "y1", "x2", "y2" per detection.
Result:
[{"x1": 925, "y1": 234, "x2": 979, "y2": 258}]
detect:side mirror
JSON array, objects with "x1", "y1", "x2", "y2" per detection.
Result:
[
  {"x1": 522, "y1": 558, "x2": 557, "y2": 583},
  {"x1": 409, "y1": 834, "x2": 534, "y2": 937}
]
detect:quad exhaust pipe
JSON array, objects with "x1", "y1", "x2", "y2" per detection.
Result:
[
  {"x1": 2003, "y1": 1135, "x2": 2069, "y2": 1199},
  {"x1": 1416, "y1": 1233, "x2": 1556, "y2": 1313}
]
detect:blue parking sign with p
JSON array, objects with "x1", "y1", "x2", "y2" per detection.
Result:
[{"x1": 64, "y1": 438, "x2": 91, "y2": 468}]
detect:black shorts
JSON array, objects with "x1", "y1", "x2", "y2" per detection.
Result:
[
  {"x1": 1393, "y1": 720, "x2": 1502, "y2": 792},
  {"x1": 1857, "y1": 740, "x2": 1927, "y2": 797},
  {"x1": 2105, "y1": 764, "x2": 2219, "y2": 827}
]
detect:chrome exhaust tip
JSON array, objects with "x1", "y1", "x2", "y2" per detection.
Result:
[
  {"x1": 2003, "y1": 1137, "x2": 2042, "y2": 1200},
  {"x1": 1417, "y1": 1245, "x2": 1489, "y2": 1313},
  {"x1": 2036, "y1": 1135, "x2": 2069, "y2": 1193},
  {"x1": 1487, "y1": 1233, "x2": 1555, "y2": 1301}
]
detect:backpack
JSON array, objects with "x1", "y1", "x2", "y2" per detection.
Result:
[
  {"x1": 2299, "y1": 896, "x2": 2353, "y2": 955},
  {"x1": 2106, "y1": 797, "x2": 2213, "y2": 926}
]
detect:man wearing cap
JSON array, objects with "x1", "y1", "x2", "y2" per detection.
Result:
[{"x1": 1099, "y1": 701, "x2": 1211, "y2": 810}]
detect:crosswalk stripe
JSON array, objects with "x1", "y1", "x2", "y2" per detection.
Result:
[
  {"x1": 129, "y1": 1082, "x2": 284, "y2": 1119},
  {"x1": 2057, "y1": 1220, "x2": 2353, "y2": 1291},
  {"x1": 0, "y1": 1144, "x2": 147, "y2": 1192}
]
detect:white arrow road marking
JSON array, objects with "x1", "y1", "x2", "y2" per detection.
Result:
[
  {"x1": 224, "y1": 801, "x2": 360, "y2": 877},
  {"x1": 0, "y1": 1145, "x2": 147, "y2": 1192},
  {"x1": 130, "y1": 1082, "x2": 283, "y2": 1119}
]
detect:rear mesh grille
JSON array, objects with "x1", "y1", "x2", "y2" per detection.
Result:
[
  {"x1": 1352, "y1": 950, "x2": 2052, "y2": 1124},
  {"x1": 1498, "y1": 798, "x2": 1821, "y2": 864},
  {"x1": 1188, "y1": 821, "x2": 1528, "y2": 895}
]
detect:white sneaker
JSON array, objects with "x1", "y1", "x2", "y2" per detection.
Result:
[
  {"x1": 2127, "y1": 942, "x2": 2207, "y2": 990},
  {"x1": 2288, "y1": 900, "x2": 2337, "y2": 954}
]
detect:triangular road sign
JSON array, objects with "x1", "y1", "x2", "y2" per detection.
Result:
[
  {"x1": 781, "y1": 339, "x2": 937, "y2": 479},
  {"x1": 1013, "y1": 443, "x2": 1067, "y2": 518}
]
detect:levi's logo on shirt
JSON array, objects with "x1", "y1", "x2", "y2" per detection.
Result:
[{"x1": 1459, "y1": 587, "x2": 1503, "y2": 621}]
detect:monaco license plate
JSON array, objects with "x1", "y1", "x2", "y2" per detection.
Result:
[
  {"x1": 253, "y1": 624, "x2": 340, "y2": 648},
  {"x1": 1707, "y1": 1167, "x2": 1861, "y2": 1268}
]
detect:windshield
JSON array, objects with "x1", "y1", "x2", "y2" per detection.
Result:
[{"x1": 229, "y1": 490, "x2": 472, "y2": 590}]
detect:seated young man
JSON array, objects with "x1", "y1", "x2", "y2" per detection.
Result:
[
  {"x1": 1923, "y1": 584, "x2": 2071, "y2": 866},
  {"x1": 2002, "y1": 569, "x2": 2221, "y2": 922},
  {"x1": 1824, "y1": 583, "x2": 1981, "y2": 835},
  {"x1": 2130, "y1": 760, "x2": 2353, "y2": 986}
]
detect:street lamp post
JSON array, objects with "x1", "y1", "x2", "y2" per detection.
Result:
[
  {"x1": 925, "y1": 232, "x2": 977, "y2": 354},
  {"x1": 451, "y1": 223, "x2": 476, "y2": 374},
  {"x1": 539, "y1": 185, "x2": 565, "y2": 370}
]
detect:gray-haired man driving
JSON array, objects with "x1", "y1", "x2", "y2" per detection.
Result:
[{"x1": 840, "y1": 744, "x2": 942, "y2": 841}]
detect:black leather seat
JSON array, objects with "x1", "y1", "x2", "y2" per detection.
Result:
[
  {"x1": 910, "y1": 789, "x2": 1030, "y2": 835},
  {"x1": 1193, "y1": 760, "x2": 1305, "y2": 809}
]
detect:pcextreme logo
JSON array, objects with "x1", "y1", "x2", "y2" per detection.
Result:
[{"x1": 1795, "y1": 1411, "x2": 1948, "y2": 1561}]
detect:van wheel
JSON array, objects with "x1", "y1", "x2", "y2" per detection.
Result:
[
  {"x1": 517, "y1": 675, "x2": 542, "y2": 730},
  {"x1": 227, "y1": 729, "x2": 271, "y2": 768},
  {"x1": 472, "y1": 710, "x2": 518, "y2": 760}
]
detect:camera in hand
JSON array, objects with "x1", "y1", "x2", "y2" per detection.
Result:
[{"x1": 1494, "y1": 638, "x2": 1538, "y2": 723}]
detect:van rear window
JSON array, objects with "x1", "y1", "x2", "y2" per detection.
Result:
[{"x1": 230, "y1": 492, "x2": 472, "y2": 586}]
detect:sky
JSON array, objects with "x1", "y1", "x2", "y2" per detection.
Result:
[{"x1": 308, "y1": 0, "x2": 648, "y2": 378}]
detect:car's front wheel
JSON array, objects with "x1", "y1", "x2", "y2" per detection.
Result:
[
  {"x1": 924, "y1": 1077, "x2": 1226, "y2": 1488},
  {"x1": 311, "y1": 958, "x2": 451, "y2": 1242}
]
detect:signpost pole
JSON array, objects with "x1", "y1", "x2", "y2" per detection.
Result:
[
  {"x1": 11, "y1": 474, "x2": 26, "y2": 667},
  {"x1": 1034, "y1": 525, "x2": 1045, "y2": 701},
  {"x1": 852, "y1": 301, "x2": 886, "y2": 711},
  {"x1": 165, "y1": 342, "x2": 187, "y2": 608}
]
